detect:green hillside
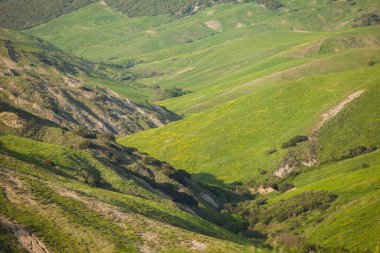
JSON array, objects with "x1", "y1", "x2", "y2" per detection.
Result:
[
  {"x1": 0, "y1": 0, "x2": 379, "y2": 251},
  {"x1": 121, "y1": 63, "x2": 380, "y2": 182},
  {"x1": 0, "y1": 134, "x2": 255, "y2": 253},
  {"x1": 0, "y1": 0, "x2": 96, "y2": 29},
  {"x1": 0, "y1": 26, "x2": 259, "y2": 253},
  {"x1": 267, "y1": 150, "x2": 380, "y2": 251},
  {"x1": 27, "y1": 0, "x2": 380, "y2": 62}
]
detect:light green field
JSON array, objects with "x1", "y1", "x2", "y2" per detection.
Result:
[{"x1": 120, "y1": 64, "x2": 380, "y2": 183}]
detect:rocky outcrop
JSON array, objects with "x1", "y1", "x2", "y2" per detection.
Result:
[{"x1": 0, "y1": 37, "x2": 180, "y2": 136}]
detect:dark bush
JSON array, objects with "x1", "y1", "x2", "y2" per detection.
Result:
[
  {"x1": 172, "y1": 192, "x2": 198, "y2": 207},
  {"x1": 161, "y1": 163, "x2": 191, "y2": 185},
  {"x1": 356, "y1": 13, "x2": 380, "y2": 26},
  {"x1": 169, "y1": 169, "x2": 191, "y2": 185},
  {"x1": 254, "y1": 0, "x2": 283, "y2": 10},
  {"x1": 367, "y1": 60, "x2": 376, "y2": 67},
  {"x1": 279, "y1": 183, "x2": 295, "y2": 193},
  {"x1": 266, "y1": 148, "x2": 277, "y2": 155},
  {"x1": 340, "y1": 146, "x2": 377, "y2": 160},
  {"x1": 360, "y1": 163, "x2": 369, "y2": 169},
  {"x1": 156, "y1": 182, "x2": 198, "y2": 207},
  {"x1": 161, "y1": 163, "x2": 175, "y2": 175},
  {"x1": 73, "y1": 128, "x2": 97, "y2": 139},
  {"x1": 78, "y1": 140, "x2": 95, "y2": 150},
  {"x1": 99, "y1": 132, "x2": 116, "y2": 142},
  {"x1": 237, "y1": 190, "x2": 337, "y2": 227},
  {"x1": 142, "y1": 155, "x2": 163, "y2": 166},
  {"x1": 93, "y1": 94, "x2": 108, "y2": 103},
  {"x1": 42, "y1": 159, "x2": 55, "y2": 167},
  {"x1": 259, "y1": 169, "x2": 268, "y2": 175},
  {"x1": 282, "y1": 135, "x2": 309, "y2": 148}
]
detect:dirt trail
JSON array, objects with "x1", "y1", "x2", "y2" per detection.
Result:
[
  {"x1": 273, "y1": 90, "x2": 365, "y2": 178},
  {"x1": 312, "y1": 89, "x2": 366, "y2": 133},
  {"x1": 0, "y1": 216, "x2": 51, "y2": 253},
  {"x1": 168, "y1": 67, "x2": 195, "y2": 80}
]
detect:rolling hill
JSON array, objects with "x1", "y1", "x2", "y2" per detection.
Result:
[
  {"x1": 0, "y1": 28, "x2": 258, "y2": 252},
  {"x1": 0, "y1": 0, "x2": 96, "y2": 29},
  {"x1": 0, "y1": 0, "x2": 379, "y2": 251}
]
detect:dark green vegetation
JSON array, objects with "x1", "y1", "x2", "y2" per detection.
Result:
[
  {"x1": 0, "y1": 0, "x2": 96, "y2": 29},
  {"x1": 1, "y1": 0, "x2": 380, "y2": 252},
  {"x1": 105, "y1": 0, "x2": 231, "y2": 17}
]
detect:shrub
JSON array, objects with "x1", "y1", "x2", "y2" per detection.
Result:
[
  {"x1": 172, "y1": 192, "x2": 198, "y2": 207},
  {"x1": 238, "y1": 191, "x2": 337, "y2": 227},
  {"x1": 93, "y1": 94, "x2": 107, "y2": 103},
  {"x1": 266, "y1": 148, "x2": 277, "y2": 155},
  {"x1": 254, "y1": 0, "x2": 283, "y2": 10},
  {"x1": 169, "y1": 169, "x2": 191, "y2": 185},
  {"x1": 42, "y1": 159, "x2": 55, "y2": 167},
  {"x1": 161, "y1": 163, "x2": 175, "y2": 175},
  {"x1": 360, "y1": 163, "x2": 369, "y2": 169},
  {"x1": 73, "y1": 128, "x2": 97, "y2": 139},
  {"x1": 161, "y1": 164, "x2": 191, "y2": 185},
  {"x1": 282, "y1": 135, "x2": 309, "y2": 148},
  {"x1": 78, "y1": 140, "x2": 95, "y2": 150},
  {"x1": 99, "y1": 132, "x2": 116, "y2": 142},
  {"x1": 155, "y1": 182, "x2": 198, "y2": 207},
  {"x1": 357, "y1": 13, "x2": 380, "y2": 26},
  {"x1": 367, "y1": 60, "x2": 376, "y2": 67},
  {"x1": 142, "y1": 156, "x2": 163, "y2": 166},
  {"x1": 339, "y1": 146, "x2": 377, "y2": 160},
  {"x1": 259, "y1": 169, "x2": 268, "y2": 175},
  {"x1": 278, "y1": 182, "x2": 295, "y2": 193}
]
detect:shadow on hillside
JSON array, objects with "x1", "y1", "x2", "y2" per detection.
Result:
[
  {"x1": 192, "y1": 172, "x2": 230, "y2": 186},
  {"x1": 0, "y1": 140, "x2": 76, "y2": 180}
]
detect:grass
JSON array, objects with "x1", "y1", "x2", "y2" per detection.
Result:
[
  {"x1": 120, "y1": 64, "x2": 380, "y2": 183},
  {"x1": 0, "y1": 134, "x2": 252, "y2": 252},
  {"x1": 272, "y1": 151, "x2": 380, "y2": 251},
  {"x1": 10, "y1": 0, "x2": 380, "y2": 250}
]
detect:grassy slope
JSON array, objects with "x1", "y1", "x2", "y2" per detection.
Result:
[
  {"x1": 0, "y1": 134, "x2": 254, "y2": 252},
  {"x1": 27, "y1": 0, "x2": 380, "y2": 61},
  {"x1": 121, "y1": 63, "x2": 380, "y2": 183},
  {"x1": 0, "y1": 28, "x2": 150, "y2": 101},
  {"x1": 20, "y1": 1, "x2": 380, "y2": 250},
  {"x1": 26, "y1": 1, "x2": 380, "y2": 105},
  {"x1": 272, "y1": 151, "x2": 380, "y2": 251}
]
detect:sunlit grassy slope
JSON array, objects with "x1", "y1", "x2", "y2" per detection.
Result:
[
  {"x1": 27, "y1": 0, "x2": 380, "y2": 184},
  {"x1": 14, "y1": 0, "x2": 380, "y2": 250},
  {"x1": 121, "y1": 64, "x2": 380, "y2": 183},
  {"x1": 0, "y1": 134, "x2": 254, "y2": 253},
  {"x1": 272, "y1": 150, "x2": 380, "y2": 250}
]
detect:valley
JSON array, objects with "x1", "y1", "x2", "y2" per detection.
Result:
[{"x1": 0, "y1": 0, "x2": 380, "y2": 252}]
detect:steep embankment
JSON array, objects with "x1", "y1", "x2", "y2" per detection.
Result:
[{"x1": 0, "y1": 28, "x2": 180, "y2": 135}]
